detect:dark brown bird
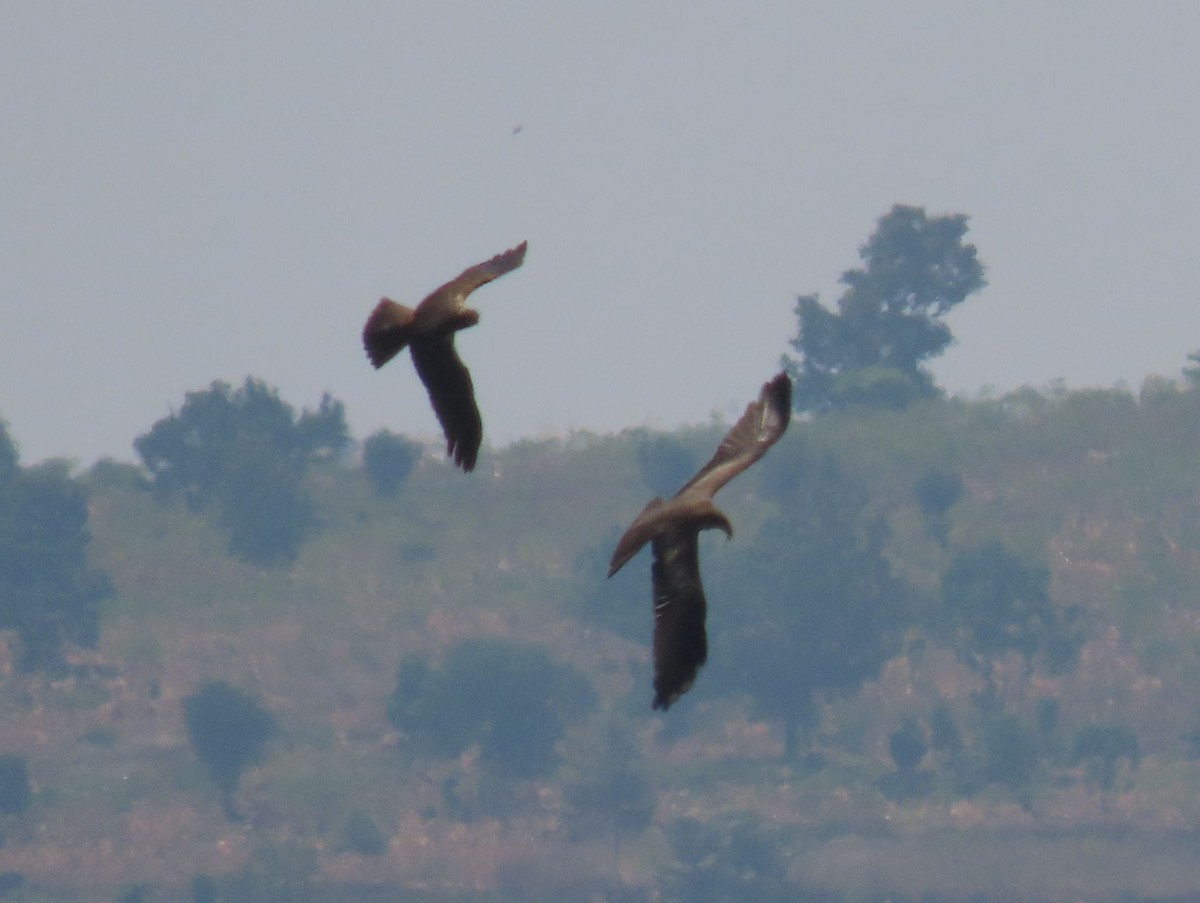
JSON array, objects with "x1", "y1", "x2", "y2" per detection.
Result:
[
  {"x1": 608, "y1": 372, "x2": 792, "y2": 710},
  {"x1": 362, "y1": 241, "x2": 527, "y2": 471}
]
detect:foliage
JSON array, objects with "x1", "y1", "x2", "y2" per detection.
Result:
[
  {"x1": 878, "y1": 715, "x2": 934, "y2": 800},
  {"x1": 1035, "y1": 697, "x2": 1060, "y2": 736},
  {"x1": 667, "y1": 816, "x2": 795, "y2": 902},
  {"x1": 720, "y1": 443, "x2": 907, "y2": 756},
  {"x1": 222, "y1": 841, "x2": 319, "y2": 903},
  {"x1": 0, "y1": 755, "x2": 31, "y2": 815},
  {"x1": 190, "y1": 874, "x2": 218, "y2": 903},
  {"x1": 217, "y1": 442, "x2": 315, "y2": 565},
  {"x1": 635, "y1": 432, "x2": 697, "y2": 497},
  {"x1": 941, "y1": 542, "x2": 1080, "y2": 706},
  {"x1": 0, "y1": 873, "x2": 27, "y2": 898},
  {"x1": 982, "y1": 714, "x2": 1040, "y2": 797},
  {"x1": 930, "y1": 704, "x2": 964, "y2": 756},
  {"x1": 361, "y1": 429, "x2": 421, "y2": 497},
  {"x1": 340, "y1": 810, "x2": 387, "y2": 856},
  {"x1": 784, "y1": 204, "x2": 986, "y2": 413},
  {"x1": 1183, "y1": 349, "x2": 1200, "y2": 390},
  {"x1": 387, "y1": 638, "x2": 597, "y2": 781},
  {"x1": 134, "y1": 378, "x2": 348, "y2": 565},
  {"x1": 85, "y1": 458, "x2": 150, "y2": 492},
  {"x1": 888, "y1": 715, "x2": 927, "y2": 774},
  {"x1": 913, "y1": 466, "x2": 964, "y2": 546},
  {"x1": 1072, "y1": 724, "x2": 1140, "y2": 792},
  {"x1": 182, "y1": 681, "x2": 277, "y2": 819},
  {"x1": 569, "y1": 526, "x2": 652, "y2": 645},
  {"x1": 13, "y1": 371, "x2": 1200, "y2": 893},
  {"x1": 0, "y1": 448, "x2": 112, "y2": 672},
  {"x1": 562, "y1": 720, "x2": 655, "y2": 843},
  {"x1": 0, "y1": 420, "x2": 16, "y2": 485}
]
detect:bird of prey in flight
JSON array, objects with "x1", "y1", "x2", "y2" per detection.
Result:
[
  {"x1": 608, "y1": 372, "x2": 792, "y2": 710},
  {"x1": 362, "y1": 241, "x2": 528, "y2": 471}
]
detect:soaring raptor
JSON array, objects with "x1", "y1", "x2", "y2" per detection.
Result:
[
  {"x1": 608, "y1": 372, "x2": 792, "y2": 710},
  {"x1": 362, "y1": 241, "x2": 528, "y2": 471}
]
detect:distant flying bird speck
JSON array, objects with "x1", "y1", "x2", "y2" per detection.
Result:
[
  {"x1": 608, "y1": 372, "x2": 792, "y2": 711},
  {"x1": 362, "y1": 241, "x2": 528, "y2": 472}
]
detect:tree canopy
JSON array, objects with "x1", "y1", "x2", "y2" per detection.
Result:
[
  {"x1": 635, "y1": 432, "x2": 698, "y2": 498},
  {"x1": 0, "y1": 754, "x2": 31, "y2": 815},
  {"x1": 718, "y1": 443, "x2": 907, "y2": 755},
  {"x1": 183, "y1": 680, "x2": 278, "y2": 819},
  {"x1": 387, "y1": 638, "x2": 597, "y2": 781},
  {"x1": 941, "y1": 541, "x2": 1080, "y2": 707},
  {"x1": 361, "y1": 429, "x2": 421, "y2": 497},
  {"x1": 1072, "y1": 723, "x2": 1140, "y2": 792},
  {"x1": 135, "y1": 378, "x2": 348, "y2": 564},
  {"x1": 784, "y1": 204, "x2": 986, "y2": 413},
  {"x1": 0, "y1": 421, "x2": 112, "y2": 673}
]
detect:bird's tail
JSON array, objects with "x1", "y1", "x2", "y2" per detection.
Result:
[{"x1": 363, "y1": 298, "x2": 416, "y2": 369}]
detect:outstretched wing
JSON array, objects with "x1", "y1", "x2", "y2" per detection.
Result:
[
  {"x1": 436, "y1": 240, "x2": 528, "y2": 302},
  {"x1": 607, "y1": 497, "x2": 666, "y2": 578},
  {"x1": 677, "y1": 371, "x2": 791, "y2": 500},
  {"x1": 649, "y1": 529, "x2": 709, "y2": 711},
  {"x1": 410, "y1": 336, "x2": 483, "y2": 472}
]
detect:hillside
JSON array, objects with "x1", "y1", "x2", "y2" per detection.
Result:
[{"x1": 3, "y1": 381, "x2": 1200, "y2": 901}]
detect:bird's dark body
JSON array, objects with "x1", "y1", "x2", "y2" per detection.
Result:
[
  {"x1": 609, "y1": 372, "x2": 792, "y2": 710},
  {"x1": 362, "y1": 241, "x2": 526, "y2": 471}
]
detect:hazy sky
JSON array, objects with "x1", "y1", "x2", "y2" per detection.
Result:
[{"x1": 4, "y1": 3, "x2": 1198, "y2": 465}]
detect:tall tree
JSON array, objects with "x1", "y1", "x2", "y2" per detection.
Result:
[
  {"x1": 635, "y1": 432, "x2": 698, "y2": 498},
  {"x1": 879, "y1": 715, "x2": 935, "y2": 800},
  {"x1": 361, "y1": 429, "x2": 421, "y2": 497},
  {"x1": 0, "y1": 754, "x2": 31, "y2": 814},
  {"x1": 563, "y1": 720, "x2": 655, "y2": 841},
  {"x1": 667, "y1": 815, "x2": 793, "y2": 902},
  {"x1": 134, "y1": 378, "x2": 348, "y2": 565},
  {"x1": 0, "y1": 418, "x2": 17, "y2": 484},
  {"x1": 784, "y1": 204, "x2": 986, "y2": 413},
  {"x1": 941, "y1": 541, "x2": 1080, "y2": 710},
  {"x1": 1183, "y1": 349, "x2": 1200, "y2": 390},
  {"x1": 913, "y1": 466, "x2": 965, "y2": 546},
  {"x1": 717, "y1": 444, "x2": 907, "y2": 757},
  {"x1": 183, "y1": 681, "x2": 277, "y2": 819},
  {"x1": 0, "y1": 419, "x2": 112, "y2": 673},
  {"x1": 1072, "y1": 723, "x2": 1140, "y2": 797},
  {"x1": 982, "y1": 712, "x2": 1040, "y2": 801},
  {"x1": 387, "y1": 639, "x2": 597, "y2": 790}
]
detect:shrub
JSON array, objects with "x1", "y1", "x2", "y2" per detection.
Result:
[
  {"x1": 362, "y1": 430, "x2": 420, "y2": 497},
  {"x1": 183, "y1": 682, "x2": 277, "y2": 819},
  {"x1": 0, "y1": 756, "x2": 31, "y2": 815}
]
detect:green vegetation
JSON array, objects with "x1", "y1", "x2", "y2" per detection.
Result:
[
  {"x1": 0, "y1": 420, "x2": 112, "y2": 672},
  {"x1": 0, "y1": 755, "x2": 30, "y2": 815},
  {"x1": 719, "y1": 444, "x2": 907, "y2": 755},
  {"x1": 361, "y1": 429, "x2": 421, "y2": 497},
  {"x1": 183, "y1": 680, "x2": 278, "y2": 819},
  {"x1": 635, "y1": 431, "x2": 698, "y2": 496},
  {"x1": 4, "y1": 212, "x2": 1200, "y2": 898},
  {"x1": 1, "y1": 374, "x2": 1200, "y2": 897},
  {"x1": 387, "y1": 638, "x2": 597, "y2": 796},
  {"x1": 1073, "y1": 723, "x2": 1141, "y2": 793},
  {"x1": 3, "y1": 364, "x2": 1200, "y2": 898},
  {"x1": 784, "y1": 204, "x2": 986, "y2": 413},
  {"x1": 134, "y1": 378, "x2": 348, "y2": 565}
]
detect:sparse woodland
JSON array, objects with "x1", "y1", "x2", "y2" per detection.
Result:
[
  {"x1": 3, "y1": 209, "x2": 1200, "y2": 900},
  {"x1": 1, "y1": 374, "x2": 1200, "y2": 900}
]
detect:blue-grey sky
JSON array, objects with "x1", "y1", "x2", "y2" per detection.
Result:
[{"x1": 3, "y1": 3, "x2": 1197, "y2": 465}]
